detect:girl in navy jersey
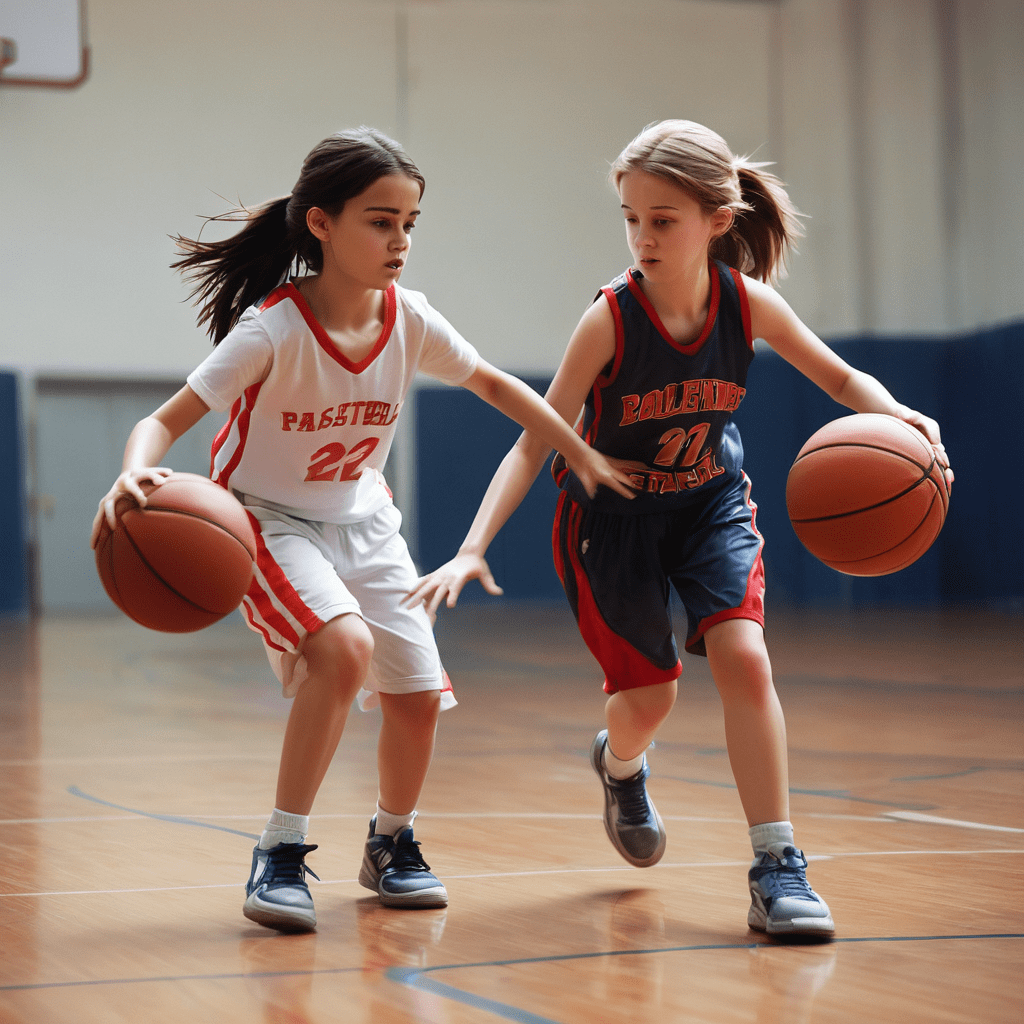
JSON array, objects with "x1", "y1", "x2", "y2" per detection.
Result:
[
  {"x1": 410, "y1": 120, "x2": 953, "y2": 937},
  {"x1": 90, "y1": 127, "x2": 635, "y2": 934}
]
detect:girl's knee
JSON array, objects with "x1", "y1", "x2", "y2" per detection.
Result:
[
  {"x1": 305, "y1": 614, "x2": 374, "y2": 680},
  {"x1": 613, "y1": 679, "x2": 677, "y2": 729},
  {"x1": 379, "y1": 688, "x2": 442, "y2": 728}
]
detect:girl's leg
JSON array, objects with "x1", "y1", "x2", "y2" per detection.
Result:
[
  {"x1": 605, "y1": 679, "x2": 677, "y2": 762},
  {"x1": 274, "y1": 613, "x2": 374, "y2": 814},
  {"x1": 376, "y1": 689, "x2": 441, "y2": 816},
  {"x1": 244, "y1": 613, "x2": 372, "y2": 934},
  {"x1": 359, "y1": 689, "x2": 448, "y2": 909},
  {"x1": 593, "y1": 679, "x2": 678, "y2": 868},
  {"x1": 702, "y1": 617, "x2": 788, "y2": 826},
  {"x1": 704, "y1": 617, "x2": 833, "y2": 936}
]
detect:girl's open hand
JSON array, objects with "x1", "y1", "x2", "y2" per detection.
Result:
[
  {"x1": 90, "y1": 467, "x2": 174, "y2": 549},
  {"x1": 895, "y1": 407, "x2": 954, "y2": 495},
  {"x1": 405, "y1": 552, "x2": 503, "y2": 619},
  {"x1": 568, "y1": 446, "x2": 638, "y2": 500}
]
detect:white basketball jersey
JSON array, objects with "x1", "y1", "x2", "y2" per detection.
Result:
[{"x1": 187, "y1": 282, "x2": 478, "y2": 523}]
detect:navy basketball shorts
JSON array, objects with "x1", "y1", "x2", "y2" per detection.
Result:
[{"x1": 552, "y1": 472, "x2": 765, "y2": 695}]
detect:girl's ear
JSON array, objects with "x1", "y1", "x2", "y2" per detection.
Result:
[
  {"x1": 306, "y1": 206, "x2": 332, "y2": 241},
  {"x1": 710, "y1": 206, "x2": 734, "y2": 239}
]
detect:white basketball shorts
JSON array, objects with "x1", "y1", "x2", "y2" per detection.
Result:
[{"x1": 239, "y1": 498, "x2": 455, "y2": 712}]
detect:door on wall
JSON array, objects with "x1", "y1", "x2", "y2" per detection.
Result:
[{"x1": 34, "y1": 378, "x2": 224, "y2": 613}]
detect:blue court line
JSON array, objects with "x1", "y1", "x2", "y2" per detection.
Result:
[
  {"x1": 4, "y1": 934, "x2": 1019, "y2": 997},
  {"x1": 385, "y1": 933, "x2": 1024, "y2": 1024},
  {"x1": 67, "y1": 786, "x2": 260, "y2": 841}
]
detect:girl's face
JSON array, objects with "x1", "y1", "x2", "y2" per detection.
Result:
[
  {"x1": 310, "y1": 174, "x2": 422, "y2": 290},
  {"x1": 618, "y1": 170, "x2": 731, "y2": 285}
]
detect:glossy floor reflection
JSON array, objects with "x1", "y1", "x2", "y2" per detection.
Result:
[{"x1": 1, "y1": 606, "x2": 1021, "y2": 1023}]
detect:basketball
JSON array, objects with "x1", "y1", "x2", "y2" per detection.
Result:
[
  {"x1": 786, "y1": 414, "x2": 949, "y2": 576},
  {"x1": 94, "y1": 472, "x2": 257, "y2": 632}
]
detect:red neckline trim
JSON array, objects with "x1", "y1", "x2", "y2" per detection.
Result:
[
  {"x1": 626, "y1": 264, "x2": 720, "y2": 356},
  {"x1": 283, "y1": 282, "x2": 396, "y2": 373}
]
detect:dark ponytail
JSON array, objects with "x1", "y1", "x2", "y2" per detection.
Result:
[{"x1": 172, "y1": 127, "x2": 426, "y2": 343}]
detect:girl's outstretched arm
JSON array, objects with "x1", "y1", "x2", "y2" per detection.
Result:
[
  {"x1": 90, "y1": 385, "x2": 211, "y2": 547},
  {"x1": 745, "y1": 278, "x2": 953, "y2": 489},
  {"x1": 408, "y1": 300, "x2": 622, "y2": 616}
]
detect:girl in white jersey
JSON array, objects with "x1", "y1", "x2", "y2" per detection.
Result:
[{"x1": 91, "y1": 128, "x2": 635, "y2": 933}]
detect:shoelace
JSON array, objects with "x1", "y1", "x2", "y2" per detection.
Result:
[
  {"x1": 263, "y1": 843, "x2": 321, "y2": 888},
  {"x1": 763, "y1": 849, "x2": 815, "y2": 898},
  {"x1": 388, "y1": 835, "x2": 433, "y2": 874},
  {"x1": 613, "y1": 773, "x2": 653, "y2": 826}
]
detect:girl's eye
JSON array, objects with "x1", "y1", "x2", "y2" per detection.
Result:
[{"x1": 404, "y1": 222, "x2": 416, "y2": 232}]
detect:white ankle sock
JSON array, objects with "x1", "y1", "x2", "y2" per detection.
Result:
[
  {"x1": 259, "y1": 808, "x2": 309, "y2": 850},
  {"x1": 374, "y1": 804, "x2": 416, "y2": 836},
  {"x1": 748, "y1": 820, "x2": 795, "y2": 857},
  {"x1": 603, "y1": 743, "x2": 646, "y2": 780}
]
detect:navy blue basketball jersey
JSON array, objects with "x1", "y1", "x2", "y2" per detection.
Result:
[{"x1": 554, "y1": 260, "x2": 754, "y2": 515}]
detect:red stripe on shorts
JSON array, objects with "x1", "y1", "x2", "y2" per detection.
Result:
[
  {"x1": 562, "y1": 497, "x2": 680, "y2": 693},
  {"x1": 686, "y1": 473, "x2": 766, "y2": 650},
  {"x1": 246, "y1": 512, "x2": 323, "y2": 644}
]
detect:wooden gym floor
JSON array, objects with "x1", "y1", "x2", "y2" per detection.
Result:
[{"x1": 1, "y1": 603, "x2": 1021, "y2": 1023}]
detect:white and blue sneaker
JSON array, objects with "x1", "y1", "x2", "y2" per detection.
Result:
[
  {"x1": 243, "y1": 842, "x2": 319, "y2": 933},
  {"x1": 358, "y1": 818, "x2": 448, "y2": 908},
  {"x1": 747, "y1": 843, "x2": 835, "y2": 937},
  {"x1": 590, "y1": 730, "x2": 667, "y2": 867}
]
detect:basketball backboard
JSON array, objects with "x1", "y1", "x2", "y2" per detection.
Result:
[{"x1": 0, "y1": 0, "x2": 88, "y2": 88}]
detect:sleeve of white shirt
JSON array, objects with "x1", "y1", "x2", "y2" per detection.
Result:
[
  {"x1": 186, "y1": 314, "x2": 274, "y2": 412},
  {"x1": 409, "y1": 293, "x2": 479, "y2": 385}
]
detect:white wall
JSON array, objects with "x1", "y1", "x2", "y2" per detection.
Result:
[{"x1": 1, "y1": 0, "x2": 1022, "y2": 377}]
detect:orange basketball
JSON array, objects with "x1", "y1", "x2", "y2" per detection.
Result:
[
  {"x1": 786, "y1": 414, "x2": 949, "y2": 577},
  {"x1": 95, "y1": 472, "x2": 257, "y2": 632}
]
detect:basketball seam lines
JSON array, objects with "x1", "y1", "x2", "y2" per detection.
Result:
[
  {"x1": 816, "y1": 490, "x2": 942, "y2": 568},
  {"x1": 790, "y1": 468, "x2": 940, "y2": 523},
  {"x1": 119, "y1": 521, "x2": 235, "y2": 615},
  {"x1": 129, "y1": 506, "x2": 254, "y2": 560}
]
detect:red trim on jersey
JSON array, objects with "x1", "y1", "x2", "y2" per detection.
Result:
[
  {"x1": 580, "y1": 285, "x2": 628, "y2": 450},
  {"x1": 283, "y1": 282, "x2": 396, "y2": 374},
  {"x1": 598, "y1": 286, "x2": 626, "y2": 388},
  {"x1": 259, "y1": 285, "x2": 293, "y2": 313},
  {"x1": 626, "y1": 265, "x2": 720, "y2": 356},
  {"x1": 560, "y1": 496, "x2": 681, "y2": 693},
  {"x1": 212, "y1": 382, "x2": 262, "y2": 489},
  {"x1": 729, "y1": 268, "x2": 754, "y2": 351},
  {"x1": 209, "y1": 411, "x2": 233, "y2": 481}
]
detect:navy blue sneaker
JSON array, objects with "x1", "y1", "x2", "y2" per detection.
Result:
[
  {"x1": 243, "y1": 842, "x2": 319, "y2": 933},
  {"x1": 747, "y1": 843, "x2": 835, "y2": 937},
  {"x1": 590, "y1": 730, "x2": 666, "y2": 867},
  {"x1": 358, "y1": 818, "x2": 448, "y2": 908}
]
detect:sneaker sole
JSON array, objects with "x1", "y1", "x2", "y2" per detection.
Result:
[
  {"x1": 590, "y1": 732, "x2": 667, "y2": 868},
  {"x1": 748, "y1": 904, "x2": 835, "y2": 937},
  {"x1": 359, "y1": 854, "x2": 449, "y2": 909},
  {"x1": 243, "y1": 895, "x2": 316, "y2": 933}
]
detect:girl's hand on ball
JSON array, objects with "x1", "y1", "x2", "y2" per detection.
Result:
[{"x1": 91, "y1": 467, "x2": 173, "y2": 548}]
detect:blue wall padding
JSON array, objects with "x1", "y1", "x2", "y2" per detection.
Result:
[
  {"x1": 0, "y1": 372, "x2": 27, "y2": 614},
  {"x1": 416, "y1": 377, "x2": 564, "y2": 600},
  {"x1": 414, "y1": 323, "x2": 1023, "y2": 608}
]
